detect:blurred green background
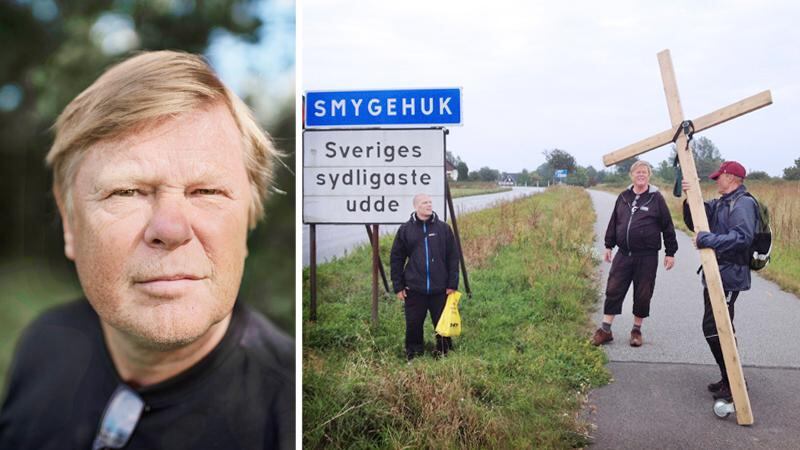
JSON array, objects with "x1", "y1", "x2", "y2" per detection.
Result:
[{"x1": 0, "y1": 0, "x2": 296, "y2": 391}]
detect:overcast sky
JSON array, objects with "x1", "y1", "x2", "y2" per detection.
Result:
[{"x1": 302, "y1": 0, "x2": 799, "y2": 177}]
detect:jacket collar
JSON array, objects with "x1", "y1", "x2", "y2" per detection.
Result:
[
  {"x1": 720, "y1": 184, "x2": 747, "y2": 202},
  {"x1": 626, "y1": 184, "x2": 659, "y2": 195},
  {"x1": 411, "y1": 211, "x2": 438, "y2": 223}
]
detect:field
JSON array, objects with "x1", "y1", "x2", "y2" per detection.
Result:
[
  {"x1": 303, "y1": 186, "x2": 609, "y2": 449},
  {"x1": 0, "y1": 261, "x2": 82, "y2": 392},
  {"x1": 448, "y1": 181, "x2": 512, "y2": 198},
  {"x1": 597, "y1": 179, "x2": 800, "y2": 296}
]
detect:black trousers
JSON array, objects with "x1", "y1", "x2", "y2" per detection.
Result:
[
  {"x1": 603, "y1": 253, "x2": 658, "y2": 318},
  {"x1": 702, "y1": 288, "x2": 740, "y2": 382},
  {"x1": 404, "y1": 290, "x2": 451, "y2": 357}
]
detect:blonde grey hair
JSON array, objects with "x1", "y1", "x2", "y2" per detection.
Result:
[
  {"x1": 629, "y1": 160, "x2": 653, "y2": 176},
  {"x1": 413, "y1": 193, "x2": 431, "y2": 206},
  {"x1": 46, "y1": 50, "x2": 279, "y2": 229}
]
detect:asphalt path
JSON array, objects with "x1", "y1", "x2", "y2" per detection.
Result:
[
  {"x1": 301, "y1": 186, "x2": 543, "y2": 266},
  {"x1": 584, "y1": 189, "x2": 800, "y2": 449}
]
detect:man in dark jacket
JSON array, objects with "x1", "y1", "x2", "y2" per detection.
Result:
[
  {"x1": 682, "y1": 160, "x2": 758, "y2": 401},
  {"x1": 593, "y1": 161, "x2": 678, "y2": 347},
  {"x1": 0, "y1": 52, "x2": 294, "y2": 450},
  {"x1": 390, "y1": 193, "x2": 460, "y2": 360}
]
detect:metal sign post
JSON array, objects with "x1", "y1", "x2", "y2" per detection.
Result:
[
  {"x1": 309, "y1": 224, "x2": 317, "y2": 321},
  {"x1": 371, "y1": 224, "x2": 380, "y2": 326},
  {"x1": 446, "y1": 182, "x2": 471, "y2": 297},
  {"x1": 365, "y1": 225, "x2": 391, "y2": 294}
]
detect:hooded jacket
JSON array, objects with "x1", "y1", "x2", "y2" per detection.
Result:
[
  {"x1": 605, "y1": 185, "x2": 678, "y2": 257},
  {"x1": 390, "y1": 211, "x2": 459, "y2": 295},
  {"x1": 683, "y1": 184, "x2": 758, "y2": 291}
]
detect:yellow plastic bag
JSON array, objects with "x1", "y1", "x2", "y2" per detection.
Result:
[{"x1": 435, "y1": 291, "x2": 462, "y2": 337}]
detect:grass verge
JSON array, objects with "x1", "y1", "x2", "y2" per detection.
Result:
[
  {"x1": 451, "y1": 187, "x2": 512, "y2": 198},
  {"x1": 0, "y1": 260, "x2": 82, "y2": 392},
  {"x1": 303, "y1": 186, "x2": 610, "y2": 449},
  {"x1": 448, "y1": 181, "x2": 513, "y2": 199}
]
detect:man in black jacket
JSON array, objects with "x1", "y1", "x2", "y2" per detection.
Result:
[
  {"x1": 593, "y1": 161, "x2": 678, "y2": 347},
  {"x1": 0, "y1": 51, "x2": 293, "y2": 450},
  {"x1": 390, "y1": 193, "x2": 460, "y2": 360},
  {"x1": 682, "y1": 160, "x2": 758, "y2": 401}
]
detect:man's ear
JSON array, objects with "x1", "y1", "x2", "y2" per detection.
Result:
[{"x1": 54, "y1": 186, "x2": 76, "y2": 261}]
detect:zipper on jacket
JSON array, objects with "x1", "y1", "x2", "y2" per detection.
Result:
[
  {"x1": 625, "y1": 196, "x2": 637, "y2": 255},
  {"x1": 424, "y1": 222, "x2": 430, "y2": 294},
  {"x1": 625, "y1": 191, "x2": 657, "y2": 255}
]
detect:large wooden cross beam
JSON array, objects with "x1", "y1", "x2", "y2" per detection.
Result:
[{"x1": 603, "y1": 49, "x2": 772, "y2": 425}]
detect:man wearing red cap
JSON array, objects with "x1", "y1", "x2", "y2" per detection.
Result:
[{"x1": 681, "y1": 160, "x2": 759, "y2": 401}]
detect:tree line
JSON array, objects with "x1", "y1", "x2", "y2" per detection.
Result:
[{"x1": 448, "y1": 138, "x2": 800, "y2": 186}]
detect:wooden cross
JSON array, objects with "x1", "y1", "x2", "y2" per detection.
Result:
[{"x1": 603, "y1": 49, "x2": 772, "y2": 425}]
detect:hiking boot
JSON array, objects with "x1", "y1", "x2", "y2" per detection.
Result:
[
  {"x1": 629, "y1": 329, "x2": 643, "y2": 347},
  {"x1": 406, "y1": 350, "x2": 423, "y2": 362},
  {"x1": 707, "y1": 379, "x2": 725, "y2": 393},
  {"x1": 712, "y1": 381, "x2": 733, "y2": 401},
  {"x1": 435, "y1": 335, "x2": 452, "y2": 356},
  {"x1": 709, "y1": 378, "x2": 747, "y2": 394},
  {"x1": 592, "y1": 328, "x2": 613, "y2": 346}
]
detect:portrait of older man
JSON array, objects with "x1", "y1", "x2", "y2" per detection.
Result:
[{"x1": 0, "y1": 51, "x2": 293, "y2": 449}]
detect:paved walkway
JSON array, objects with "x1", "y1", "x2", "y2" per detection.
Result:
[{"x1": 584, "y1": 189, "x2": 800, "y2": 449}]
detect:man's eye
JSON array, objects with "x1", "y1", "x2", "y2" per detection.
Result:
[
  {"x1": 193, "y1": 188, "x2": 221, "y2": 196},
  {"x1": 112, "y1": 189, "x2": 138, "y2": 197}
]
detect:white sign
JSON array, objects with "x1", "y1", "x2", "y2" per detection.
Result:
[{"x1": 303, "y1": 129, "x2": 446, "y2": 224}]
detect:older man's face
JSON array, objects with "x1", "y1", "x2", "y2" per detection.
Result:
[
  {"x1": 414, "y1": 195, "x2": 433, "y2": 219},
  {"x1": 715, "y1": 173, "x2": 739, "y2": 195},
  {"x1": 62, "y1": 103, "x2": 251, "y2": 349}
]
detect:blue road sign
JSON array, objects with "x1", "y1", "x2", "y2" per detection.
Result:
[
  {"x1": 555, "y1": 169, "x2": 568, "y2": 178},
  {"x1": 305, "y1": 88, "x2": 462, "y2": 127}
]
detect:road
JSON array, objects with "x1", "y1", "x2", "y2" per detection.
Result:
[
  {"x1": 302, "y1": 186, "x2": 543, "y2": 266},
  {"x1": 584, "y1": 189, "x2": 800, "y2": 449}
]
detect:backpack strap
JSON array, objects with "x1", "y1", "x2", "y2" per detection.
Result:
[{"x1": 728, "y1": 191, "x2": 759, "y2": 222}]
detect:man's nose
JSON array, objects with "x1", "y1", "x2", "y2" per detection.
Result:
[{"x1": 144, "y1": 197, "x2": 193, "y2": 250}]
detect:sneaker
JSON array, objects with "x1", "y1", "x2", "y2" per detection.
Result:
[
  {"x1": 712, "y1": 382, "x2": 733, "y2": 401},
  {"x1": 707, "y1": 379, "x2": 725, "y2": 393},
  {"x1": 592, "y1": 328, "x2": 613, "y2": 346},
  {"x1": 629, "y1": 329, "x2": 643, "y2": 347}
]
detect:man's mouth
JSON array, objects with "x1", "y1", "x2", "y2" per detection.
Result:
[
  {"x1": 136, "y1": 274, "x2": 204, "y2": 283},
  {"x1": 133, "y1": 274, "x2": 206, "y2": 297}
]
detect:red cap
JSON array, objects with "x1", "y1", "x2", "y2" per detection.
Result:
[{"x1": 709, "y1": 161, "x2": 746, "y2": 180}]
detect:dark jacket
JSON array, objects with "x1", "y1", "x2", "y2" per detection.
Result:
[
  {"x1": 390, "y1": 212, "x2": 459, "y2": 295},
  {"x1": 605, "y1": 185, "x2": 678, "y2": 257},
  {"x1": 0, "y1": 300, "x2": 294, "y2": 450},
  {"x1": 683, "y1": 184, "x2": 758, "y2": 291}
]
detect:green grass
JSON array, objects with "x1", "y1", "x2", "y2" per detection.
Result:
[
  {"x1": 303, "y1": 186, "x2": 610, "y2": 449},
  {"x1": 449, "y1": 181, "x2": 513, "y2": 199},
  {"x1": 0, "y1": 260, "x2": 82, "y2": 393},
  {"x1": 451, "y1": 187, "x2": 512, "y2": 198}
]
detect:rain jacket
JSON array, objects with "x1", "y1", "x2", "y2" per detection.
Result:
[
  {"x1": 390, "y1": 212, "x2": 459, "y2": 295},
  {"x1": 605, "y1": 185, "x2": 678, "y2": 257},
  {"x1": 683, "y1": 184, "x2": 758, "y2": 291}
]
